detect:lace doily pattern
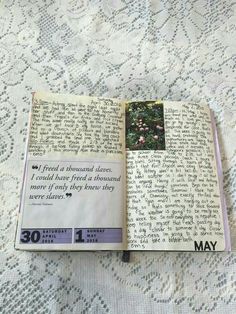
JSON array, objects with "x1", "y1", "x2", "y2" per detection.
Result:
[{"x1": 0, "y1": 1, "x2": 236, "y2": 313}]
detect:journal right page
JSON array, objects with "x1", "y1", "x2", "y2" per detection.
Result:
[{"x1": 126, "y1": 101, "x2": 230, "y2": 251}]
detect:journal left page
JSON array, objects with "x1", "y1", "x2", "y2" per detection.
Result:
[{"x1": 15, "y1": 92, "x2": 126, "y2": 250}]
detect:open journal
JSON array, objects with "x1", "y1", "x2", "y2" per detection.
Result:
[{"x1": 15, "y1": 92, "x2": 231, "y2": 251}]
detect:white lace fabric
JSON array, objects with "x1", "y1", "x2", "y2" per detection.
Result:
[{"x1": 0, "y1": 1, "x2": 236, "y2": 313}]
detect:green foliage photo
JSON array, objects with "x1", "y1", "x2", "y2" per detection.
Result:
[{"x1": 125, "y1": 101, "x2": 165, "y2": 151}]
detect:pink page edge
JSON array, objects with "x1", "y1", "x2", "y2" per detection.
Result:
[{"x1": 210, "y1": 110, "x2": 231, "y2": 251}]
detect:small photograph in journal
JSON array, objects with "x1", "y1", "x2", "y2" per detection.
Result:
[{"x1": 125, "y1": 101, "x2": 165, "y2": 151}]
